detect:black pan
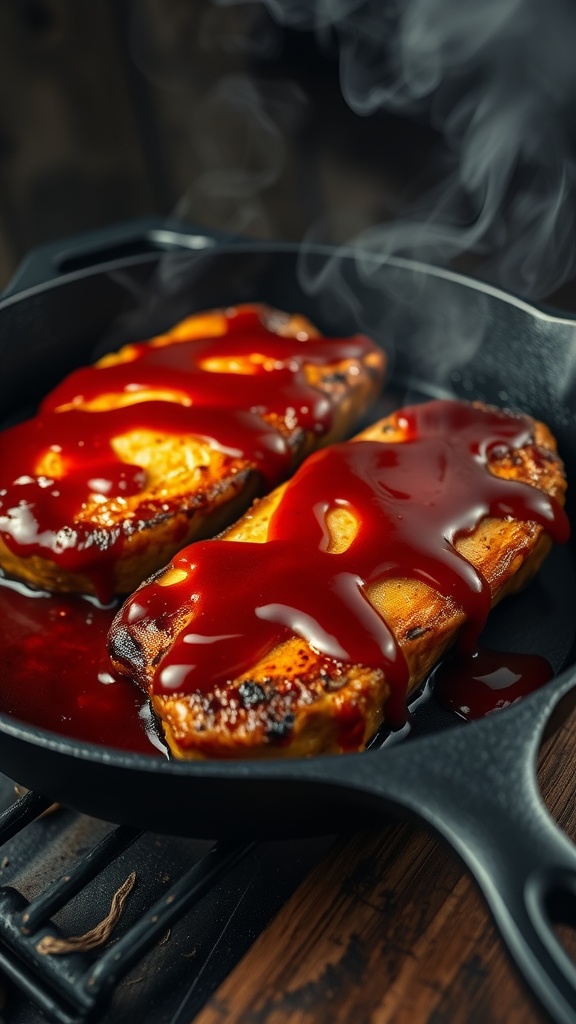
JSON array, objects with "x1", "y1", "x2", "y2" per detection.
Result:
[{"x1": 2, "y1": 219, "x2": 576, "y2": 1022}]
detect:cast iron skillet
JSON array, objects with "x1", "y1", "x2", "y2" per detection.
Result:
[{"x1": 2, "y1": 220, "x2": 576, "y2": 1022}]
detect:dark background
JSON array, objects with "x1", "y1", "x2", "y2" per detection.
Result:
[
  {"x1": 0, "y1": 0, "x2": 450, "y2": 290},
  {"x1": 1, "y1": 0, "x2": 575, "y2": 310}
]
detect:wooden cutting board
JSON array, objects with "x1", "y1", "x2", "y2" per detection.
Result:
[{"x1": 195, "y1": 710, "x2": 576, "y2": 1024}]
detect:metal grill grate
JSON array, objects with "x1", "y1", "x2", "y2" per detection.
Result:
[
  {"x1": 0, "y1": 792, "x2": 256, "y2": 1024},
  {"x1": 0, "y1": 786, "x2": 331, "y2": 1024}
]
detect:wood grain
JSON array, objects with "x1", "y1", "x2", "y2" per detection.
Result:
[{"x1": 195, "y1": 710, "x2": 576, "y2": 1024}]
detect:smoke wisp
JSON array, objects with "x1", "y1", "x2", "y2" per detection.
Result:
[{"x1": 220, "y1": 0, "x2": 576, "y2": 299}]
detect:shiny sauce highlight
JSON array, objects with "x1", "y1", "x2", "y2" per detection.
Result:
[
  {"x1": 433, "y1": 645, "x2": 554, "y2": 720},
  {"x1": 118, "y1": 401, "x2": 569, "y2": 725}
]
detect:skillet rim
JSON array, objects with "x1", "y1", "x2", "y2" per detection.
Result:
[{"x1": 2, "y1": 237, "x2": 576, "y2": 326}]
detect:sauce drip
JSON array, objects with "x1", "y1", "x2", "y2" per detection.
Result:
[
  {"x1": 0, "y1": 306, "x2": 378, "y2": 597},
  {"x1": 433, "y1": 645, "x2": 553, "y2": 720},
  {"x1": 116, "y1": 401, "x2": 568, "y2": 725},
  {"x1": 0, "y1": 577, "x2": 164, "y2": 754}
]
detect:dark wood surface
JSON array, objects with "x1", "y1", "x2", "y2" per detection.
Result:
[{"x1": 194, "y1": 711, "x2": 576, "y2": 1024}]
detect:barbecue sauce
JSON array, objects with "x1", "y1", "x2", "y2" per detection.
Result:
[
  {"x1": 433, "y1": 645, "x2": 553, "y2": 720},
  {"x1": 0, "y1": 305, "x2": 379, "y2": 602},
  {"x1": 0, "y1": 577, "x2": 164, "y2": 754},
  {"x1": 115, "y1": 401, "x2": 569, "y2": 728}
]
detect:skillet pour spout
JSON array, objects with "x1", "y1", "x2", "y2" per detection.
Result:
[{"x1": 301, "y1": 669, "x2": 576, "y2": 1024}]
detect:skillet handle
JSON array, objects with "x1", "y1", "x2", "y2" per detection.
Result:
[
  {"x1": 428, "y1": 743, "x2": 576, "y2": 1024},
  {"x1": 1, "y1": 217, "x2": 229, "y2": 299},
  {"x1": 320, "y1": 671, "x2": 576, "y2": 1023}
]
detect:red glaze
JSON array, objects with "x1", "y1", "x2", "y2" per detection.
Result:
[
  {"x1": 0, "y1": 578, "x2": 164, "y2": 754},
  {"x1": 42, "y1": 307, "x2": 368, "y2": 426},
  {"x1": 0, "y1": 405, "x2": 291, "y2": 575},
  {"x1": 0, "y1": 306, "x2": 379, "y2": 599},
  {"x1": 114, "y1": 401, "x2": 569, "y2": 727},
  {"x1": 433, "y1": 645, "x2": 553, "y2": 720},
  {"x1": 336, "y1": 702, "x2": 368, "y2": 751}
]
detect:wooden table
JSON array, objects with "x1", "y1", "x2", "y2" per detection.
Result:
[{"x1": 195, "y1": 710, "x2": 576, "y2": 1024}]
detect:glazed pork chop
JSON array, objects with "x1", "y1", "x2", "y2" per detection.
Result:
[
  {"x1": 108, "y1": 400, "x2": 569, "y2": 759},
  {"x1": 0, "y1": 304, "x2": 385, "y2": 603}
]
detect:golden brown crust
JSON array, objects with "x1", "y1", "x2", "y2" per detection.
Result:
[
  {"x1": 109, "y1": 403, "x2": 567, "y2": 760},
  {"x1": 0, "y1": 304, "x2": 385, "y2": 597}
]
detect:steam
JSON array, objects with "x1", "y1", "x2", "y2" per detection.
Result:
[
  {"x1": 127, "y1": 2, "x2": 305, "y2": 238},
  {"x1": 219, "y1": 0, "x2": 576, "y2": 299},
  {"x1": 174, "y1": 75, "x2": 307, "y2": 237}
]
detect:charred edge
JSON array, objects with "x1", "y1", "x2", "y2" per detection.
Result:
[
  {"x1": 266, "y1": 712, "x2": 296, "y2": 743},
  {"x1": 238, "y1": 681, "x2": 267, "y2": 708},
  {"x1": 107, "y1": 628, "x2": 145, "y2": 672},
  {"x1": 322, "y1": 371, "x2": 348, "y2": 385},
  {"x1": 405, "y1": 626, "x2": 427, "y2": 641}
]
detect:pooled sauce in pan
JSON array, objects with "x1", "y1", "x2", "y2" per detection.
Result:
[
  {"x1": 433, "y1": 645, "x2": 553, "y2": 720},
  {"x1": 0, "y1": 577, "x2": 164, "y2": 754},
  {"x1": 0, "y1": 306, "x2": 377, "y2": 602},
  {"x1": 120, "y1": 401, "x2": 569, "y2": 729}
]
